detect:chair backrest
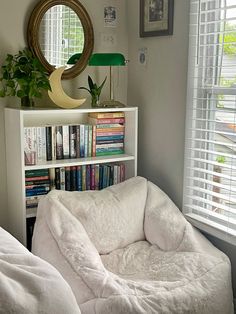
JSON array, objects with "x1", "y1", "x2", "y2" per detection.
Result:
[{"x1": 52, "y1": 176, "x2": 148, "y2": 254}]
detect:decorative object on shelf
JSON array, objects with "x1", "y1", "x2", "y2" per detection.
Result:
[
  {"x1": 48, "y1": 66, "x2": 86, "y2": 109},
  {"x1": 68, "y1": 52, "x2": 127, "y2": 107},
  {"x1": 0, "y1": 48, "x2": 51, "y2": 107},
  {"x1": 140, "y1": 0, "x2": 174, "y2": 37},
  {"x1": 78, "y1": 75, "x2": 107, "y2": 107}
]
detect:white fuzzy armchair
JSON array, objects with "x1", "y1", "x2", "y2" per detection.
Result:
[{"x1": 32, "y1": 176, "x2": 234, "y2": 314}]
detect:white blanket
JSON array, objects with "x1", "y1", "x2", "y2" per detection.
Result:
[
  {"x1": 0, "y1": 227, "x2": 81, "y2": 314},
  {"x1": 32, "y1": 176, "x2": 234, "y2": 314}
]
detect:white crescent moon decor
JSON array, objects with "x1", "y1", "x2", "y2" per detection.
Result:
[{"x1": 48, "y1": 66, "x2": 86, "y2": 109}]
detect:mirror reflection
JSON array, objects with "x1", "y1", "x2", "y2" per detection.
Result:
[{"x1": 39, "y1": 5, "x2": 85, "y2": 69}]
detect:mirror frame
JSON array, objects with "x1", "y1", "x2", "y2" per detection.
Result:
[{"x1": 27, "y1": 0, "x2": 94, "y2": 79}]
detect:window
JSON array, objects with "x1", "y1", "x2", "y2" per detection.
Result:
[
  {"x1": 39, "y1": 5, "x2": 84, "y2": 68},
  {"x1": 183, "y1": 0, "x2": 236, "y2": 245}
]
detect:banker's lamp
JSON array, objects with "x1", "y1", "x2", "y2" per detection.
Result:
[{"x1": 68, "y1": 52, "x2": 126, "y2": 107}]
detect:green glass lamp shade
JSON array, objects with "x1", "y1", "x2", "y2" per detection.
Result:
[
  {"x1": 67, "y1": 53, "x2": 126, "y2": 66},
  {"x1": 88, "y1": 53, "x2": 126, "y2": 66}
]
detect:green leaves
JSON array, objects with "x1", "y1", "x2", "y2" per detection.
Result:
[
  {"x1": 0, "y1": 47, "x2": 50, "y2": 102},
  {"x1": 79, "y1": 75, "x2": 107, "y2": 98}
]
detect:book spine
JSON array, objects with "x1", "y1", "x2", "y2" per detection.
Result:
[
  {"x1": 76, "y1": 165, "x2": 82, "y2": 191},
  {"x1": 99, "y1": 166, "x2": 103, "y2": 190},
  {"x1": 82, "y1": 165, "x2": 86, "y2": 191},
  {"x1": 88, "y1": 125, "x2": 93, "y2": 157},
  {"x1": 113, "y1": 165, "x2": 118, "y2": 185},
  {"x1": 62, "y1": 125, "x2": 70, "y2": 159},
  {"x1": 88, "y1": 117, "x2": 125, "y2": 124},
  {"x1": 46, "y1": 126, "x2": 52, "y2": 161},
  {"x1": 96, "y1": 135, "x2": 124, "y2": 141},
  {"x1": 120, "y1": 164, "x2": 125, "y2": 182},
  {"x1": 95, "y1": 165, "x2": 100, "y2": 190},
  {"x1": 95, "y1": 123, "x2": 125, "y2": 129},
  {"x1": 65, "y1": 167, "x2": 71, "y2": 191},
  {"x1": 60, "y1": 167, "x2": 66, "y2": 190},
  {"x1": 26, "y1": 191, "x2": 48, "y2": 197},
  {"x1": 90, "y1": 164, "x2": 95, "y2": 190},
  {"x1": 96, "y1": 143, "x2": 124, "y2": 149},
  {"x1": 96, "y1": 139, "x2": 124, "y2": 145},
  {"x1": 69, "y1": 125, "x2": 77, "y2": 158},
  {"x1": 76, "y1": 125, "x2": 80, "y2": 158},
  {"x1": 36, "y1": 127, "x2": 46, "y2": 163},
  {"x1": 25, "y1": 179, "x2": 50, "y2": 186},
  {"x1": 25, "y1": 176, "x2": 49, "y2": 181},
  {"x1": 49, "y1": 168, "x2": 55, "y2": 190},
  {"x1": 95, "y1": 150, "x2": 123, "y2": 157},
  {"x1": 80, "y1": 125, "x2": 85, "y2": 158},
  {"x1": 92, "y1": 125, "x2": 96, "y2": 157},
  {"x1": 24, "y1": 127, "x2": 37, "y2": 166},
  {"x1": 88, "y1": 112, "x2": 125, "y2": 118},
  {"x1": 86, "y1": 165, "x2": 91, "y2": 190},
  {"x1": 70, "y1": 166, "x2": 77, "y2": 191},
  {"x1": 25, "y1": 184, "x2": 50, "y2": 189},
  {"x1": 96, "y1": 131, "x2": 124, "y2": 136},
  {"x1": 51, "y1": 126, "x2": 56, "y2": 161},
  {"x1": 84, "y1": 125, "x2": 89, "y2": 158},
  {"x1": 25, "y1": 169, "x2": 49, "y2": 177},
  {"x1": 55, "y1": 168, "x2": 60, "y2": 189},
  {"x1": 56, "y1": 126, "x2": 63, "y2": 160}
]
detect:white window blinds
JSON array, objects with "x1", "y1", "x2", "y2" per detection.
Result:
[{"x1": 183, "y1": 0, "x2": 236, "y2": 245}]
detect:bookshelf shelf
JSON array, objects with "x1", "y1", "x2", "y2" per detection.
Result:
[
  {"x1": 5, "y1": 106, "x2": 138, "y2": 247},
  {"x1": 24, "y1": 154, "x2": 135, "y2": 170}
]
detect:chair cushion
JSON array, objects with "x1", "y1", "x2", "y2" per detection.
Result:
[{"x1": 48, "y1": 176, "x2": 147, "y2": 254}]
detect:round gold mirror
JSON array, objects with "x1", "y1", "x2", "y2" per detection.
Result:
[{"x1": 27, "y1": 0, "x2": 94, "y2": 79}]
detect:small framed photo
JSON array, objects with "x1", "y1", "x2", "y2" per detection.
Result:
[{"x1": 140, "y1": 0, "x2": 174, "y2": 37}]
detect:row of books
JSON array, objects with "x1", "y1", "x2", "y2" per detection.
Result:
[
  {"x1": 25, "y1": 163, "x2": 125, "y2": 210},
  {"x1": 24, "y1": 112, "x2": 125, "y2": 165}
]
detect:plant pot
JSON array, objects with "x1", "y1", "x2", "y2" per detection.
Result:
[
  {"x1": 21, "y1": 96, "x2": 35, "y2": 107},
  {"x1": 91, "y1": 95, "x2": 100, "y2": 108}
]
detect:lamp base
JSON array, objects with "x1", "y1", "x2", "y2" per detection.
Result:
[{"x1": 99, "y1": 100, "x2": 126, "y2": 108}]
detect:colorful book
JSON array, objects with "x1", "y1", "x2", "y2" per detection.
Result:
[
  {"x1": 88, "y1": 117, "x2": 125, "y2": 125},
  {"x1": 76, "y1": 165, "x2": 82, "y2": 191},
  {"x1": 62, "y1": 125, "x2": 70, "y2": 159},
  {"x1": 60, "y1": 167, "x2": 66, "y2": 190},
  {"x1": 76, "y1": 125, "x2": 80, "y2": 158},
  {"x1": 56, "y1": 126, "x2": 63, "y2": 160},
  {"x1": 25, "y1": 169, "x2": 49, "y2": 177},
  {"x1": 69, "y1": 125, "x2": 77, "y2": 158},
  {"x1": 24, "y1": 127, "x2": 37, "y2": 166},
  {"x1": 55, "y1": 168, "x2": 60, "y2": 190},
  {"x1": 65, "y1": 167, "x2": 71, "y2": 191},
  {"x1": 70, "y1": 166, "x2": 77, "y2": 191},
  {"x1": 88, "y1": 112, "x2": 125, "y2": 119},
  {"x1": 36, "y1": 127, "x2": 46, "y2": 163}
]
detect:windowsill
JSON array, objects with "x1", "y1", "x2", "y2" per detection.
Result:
[{"x1": 185, "y1": 213, "x2": 236, "y2": 246}]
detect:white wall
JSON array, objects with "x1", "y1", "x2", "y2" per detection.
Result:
[
  {"x1": 127, "y1": 0, "x2": 189, "y2": 208},
  {"x1": 0, "y1": 0, "x2": 128, "y2": 229}
]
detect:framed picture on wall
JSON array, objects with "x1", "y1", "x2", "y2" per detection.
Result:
[{"x1": 140, "y1": 0, "x2": 174, "y2": 37}]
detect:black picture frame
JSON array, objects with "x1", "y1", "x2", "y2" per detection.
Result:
[{"x1": 140, "y1": 0, "x2": 174, "y2": 37}]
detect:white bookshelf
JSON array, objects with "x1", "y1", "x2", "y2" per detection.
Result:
[{"x1": 4, "y1": 106, "x2": 138, "y2": 246}]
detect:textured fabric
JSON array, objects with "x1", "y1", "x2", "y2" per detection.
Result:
[
  {"x1": 45, "y1": 176, "x2": 147, "y2": 254},
  {"x1": 32, "y1": 176, "x2": 234, "y2": 314},
  {"x1": 0, "y1": 227, "x2": 81, "y2": 314}
]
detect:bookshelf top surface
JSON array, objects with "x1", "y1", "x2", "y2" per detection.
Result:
[{"x1": 5, "y1": 106, "x2": 138, "y2": 115}]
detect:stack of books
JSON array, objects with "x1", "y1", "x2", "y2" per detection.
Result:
[
  {"x1": 88, "y1": 112, "x2": 125, "y2": 156},
  {"x1": 25, "y1": 169, "x2": 51, "y2": 213}
]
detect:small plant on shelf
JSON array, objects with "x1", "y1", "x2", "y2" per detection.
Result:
[
  {"x1": 79, "y1": 75, "x2": 106, "y2": 107},
  {"x1": 0, "y1": 47, "x2": 51, "y2": 107}
]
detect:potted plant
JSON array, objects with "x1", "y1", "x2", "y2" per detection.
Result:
[
  {"x1": 79, "y1": 75, "x2": 106, "y2": 107},
  {"x1": 0, "y1": 48, "x2": 51, "y2": 107}
]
